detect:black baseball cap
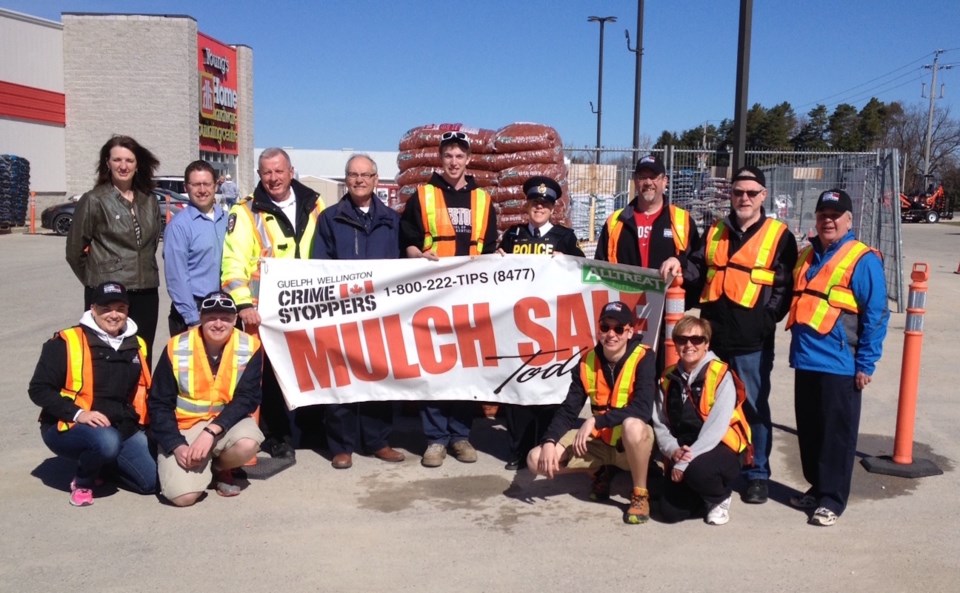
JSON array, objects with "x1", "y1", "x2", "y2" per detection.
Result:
[
  {"x1": 731, "y1": 166, "x2": 766, "y2": 188},
  {"x1": 633, "y1": 154, "x2": 665, "y2": 176},
  {"x1": 815, "y1": 189, "x2": 852, "y2": 214},
  {"x1": 92, "y1": 281, "x2": 129, "y2": 306},
  {"x1": 200, "y1": 291, "x2": 238, "y2": 315},
  {"x1": 599, "y1": 301, "x2": 634, "y2": 326}
]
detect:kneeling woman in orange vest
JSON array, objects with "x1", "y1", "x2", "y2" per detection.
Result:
[
  {"x1": 652, "y1": 315, "x2": 752, "y2": 526},
  {"x1": 28, "y1": 282, "x2": 156, "y2": 507},
  {"x1": 148, "y1": 291, "x2": 264, "y2": 507}
]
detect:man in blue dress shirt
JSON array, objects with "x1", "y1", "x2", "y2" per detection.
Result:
[{"x1": 163, "y1": 160, "x2": 228, "y2": 336}]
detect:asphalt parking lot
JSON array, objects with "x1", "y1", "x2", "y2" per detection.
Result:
[{"x1": 0, "y1": 222, "x2": 956, "y2": 593}]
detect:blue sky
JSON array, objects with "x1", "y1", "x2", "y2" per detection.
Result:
[{"x1": 9, "y1": 1, "x2": 960, "y2": 151}]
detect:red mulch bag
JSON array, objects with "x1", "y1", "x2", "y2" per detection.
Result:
[
  {"x1": 494, "y1": 122, "x2": 562, "y2": 152},
  {"x1": 498, "y1": 164, "x2": 567, "y2": 187},
  {"x1": 494, "y1": 146, "x2": 564, "y2": 169},
  {"x1": 398, "y1": 124, "x2": 496, "y2": 153},
  {"x1": 397, "y1": 148, "x2": 440, "y2": 171},
  {"x1": 396, "y1": 167, "x2": 435, "y2": 187}
]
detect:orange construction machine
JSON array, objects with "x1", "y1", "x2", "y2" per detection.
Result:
[{"x1": 900, "y1": 184, "x2": 953, "y2": 223}]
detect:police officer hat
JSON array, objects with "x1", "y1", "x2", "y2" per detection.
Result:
[{"x1": 522, "y1": 176, "x2": 562, "y2": 203}]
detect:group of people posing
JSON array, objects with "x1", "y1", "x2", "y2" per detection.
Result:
[{"x1": 29, "y1": 133, "x2": 889, "y2": 528}]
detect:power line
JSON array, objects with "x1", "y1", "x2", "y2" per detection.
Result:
[
  {"x1": 795, "y1": 52, "x2": 933, "y2": 110},
  {"x1": 818, "y1": 72, "x2": 926, "y2": 111}
]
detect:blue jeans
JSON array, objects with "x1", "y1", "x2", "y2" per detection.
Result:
[
  {"x1": 41, "y1": 424, "x2": 157, "y2": 493},
  {"x1": 724, "y1": 349, "x2": 774, "y2": 481},
  {"x1": 420, "y1": 402, "x2": 473, "y2": 446}
]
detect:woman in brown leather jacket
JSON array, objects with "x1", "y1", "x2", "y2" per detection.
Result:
[{"x1": 66, "y1": 135, "x2": 162, "y2": 364}]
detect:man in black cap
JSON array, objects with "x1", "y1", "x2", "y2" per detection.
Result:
[
  {"x1": 149, "y1": 291, "x2": 265, "y2": 506},
  {"x1": 680, "y1": 166, "x2": 798, "y2": 504},
  {"x1": 786, "y1": 188, "x2": 888, "y2": 526},
  {"x1": 526, "y1": 301, "x2": 657, "y2": 525},
  {"x1": 498, "y1": 175, "x2": 583, "y2": 257},
  {"x1": 400, "y1": 131, "x2": 498, "y2": 468},
  {"x1": 497, "y1": 176, "x2": 583, "y2": 470},
  {"x1": 595, "y1": 154, "x2": 700, "y2": 285}
]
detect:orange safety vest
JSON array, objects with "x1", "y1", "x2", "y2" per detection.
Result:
[
  {"x1": 786, "y1": 240, "x2": 872, "y2": 334},
  {"x1": 580, "y1": 344, "x2": 648, "y2": 447},
  {"x1": 168, "y1": 327, "x2": 261, "y2": 430},
  {"x1": 604, "y1": 204, "x2": 690, "y2": 264},
  {"x1": 700, "y1": 217, "x2": 787, "y2": 308},
  {"x1": 417, "y1": 184, "x2": 491, "y2": 257},
  {"x1": 56, "y1": 327, "x2": 150, "y2": 432},
  {"x1": 660, "y1": 359, "x2": 752, "y2": 455}
]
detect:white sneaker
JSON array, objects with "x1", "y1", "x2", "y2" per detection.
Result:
[
  {"x1": 706, "y1": 495, "x2": 732, "y2": 526},
  {"x1": 809, "y1": 506, "x2": 838, "y2": 527}
]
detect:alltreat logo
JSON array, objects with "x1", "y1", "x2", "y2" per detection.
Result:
[{"x1": 581, "y1": 265, "x2": 664, "y2": 293}]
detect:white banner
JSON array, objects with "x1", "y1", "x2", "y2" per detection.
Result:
[{"x1": 257, "y1": 255, "x2": 666, "y2": 408}]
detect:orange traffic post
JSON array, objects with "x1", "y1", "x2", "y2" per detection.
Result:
[
  {"x1": 662, "y1": 275, "x2": 685, "y2": 369},
  {"x1": 862, "y1": 262, "x2": 942, "y2": 478},
  {"x1": 28, "y1": 191, "x2": 37, "y2": 234}
]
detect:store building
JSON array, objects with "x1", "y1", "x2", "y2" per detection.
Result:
[{"x1": 0, "y1": 8, "x2": 254, "y2": 199}]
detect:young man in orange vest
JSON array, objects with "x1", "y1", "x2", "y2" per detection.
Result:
[
  {"x1": 149, "y1": 292, "x2": 264, "y2": 507},
  {"x1": 29, "y1": 281, "x2": 156, "y2": 507},
  {"x1": 399, "y1": 131, "x2": 498, "y2": 467},
  {"x1": 679, "y1": 166, "x2": 798, "y2": 504},
  {"x1": 787, "y1": 189, "x2": 888, "y2": 526},
  {"x1": 526, "y1": 301, "x2": 657, "y2": 525}
]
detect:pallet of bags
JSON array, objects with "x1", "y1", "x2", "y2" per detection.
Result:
[{"x1": 492, "y1": 123, "x2": 569, "y2": 231}]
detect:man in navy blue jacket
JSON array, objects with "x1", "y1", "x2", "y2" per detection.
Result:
[{"x1": 310, "y1": 154, "x2": 406, "y2": 469}]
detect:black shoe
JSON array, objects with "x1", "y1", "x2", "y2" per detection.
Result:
[
  {"x1": 262, "y1": 437, "x2": 296, "y2": 460},
  {"x1": 742, "y1": 479, "x2": 768, "y2": 504},
  {"x1": 504, "y1": 458, "x2": 522, "y2": 471}
]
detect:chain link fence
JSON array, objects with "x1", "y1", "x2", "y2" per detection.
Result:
[{"x1": 565, "y1": 147, "x2": 904, "y2": 311}]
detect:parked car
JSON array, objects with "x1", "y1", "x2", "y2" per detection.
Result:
[
  {"x1": 155, "y1": 175, "x2": 224, "y2": 204},
  {"x1": 40, "y1": 189, "x2": 190, "y2": 237}
]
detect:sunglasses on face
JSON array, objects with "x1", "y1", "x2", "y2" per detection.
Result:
[
  {"x1": 599, "y1": 323, "x2": 628, "y2": 335},
  {"x1": 674, "y1": 335, "x2": 707, "y2": 346},
  {"x1": 732, "y1": 189, "x2": 763, "y2": 198},
  {"x1": 200, "y1": 297, "x2": 237, "y2": 312}
]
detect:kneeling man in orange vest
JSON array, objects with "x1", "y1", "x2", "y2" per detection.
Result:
[
  {"x1": 148, "y1": 291, "x2": 264, "y2": 506},
  {"x1": 527, "y1": 301, "x2": 657, "y2": 525}
]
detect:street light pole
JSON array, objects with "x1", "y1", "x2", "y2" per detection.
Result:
[{"x1": 588, "y1": 15, "x2": 617, "y2": 165}]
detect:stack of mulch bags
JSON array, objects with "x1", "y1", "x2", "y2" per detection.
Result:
[
  {"x1": 0, "y1": 154, "x2": 30, "y2": 227},
  {"x1": 395, "y1": 122, "x2": 568, "y2": 233}
]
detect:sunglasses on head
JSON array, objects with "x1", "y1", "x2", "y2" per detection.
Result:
[
  {"x1": 732, "y1": 189, "x2": 763, "y2": 198},
  {"x1": 200, "y1": 297, "x2": 236, "y2": 312},
  {"x1": 599, "y1": 323, "x2": 628, "y2": 335},
  {"x1": 440, "y1": 131, "x2": 470, "y2": 144},
  {"x1": 674, "y1": 335, "x2": 707, "y2": 346}
]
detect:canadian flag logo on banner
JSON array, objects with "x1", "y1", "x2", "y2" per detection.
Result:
[{"x1": 339, "y1": 280, "x2": 374, "y2": 299}]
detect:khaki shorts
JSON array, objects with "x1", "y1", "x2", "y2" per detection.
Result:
[
  {"x1": 557, "y1": 428, "x2": 631, "y2": 471},
  {"x1": 158, "y1": 417, "x2": 264, "y2": 500}
]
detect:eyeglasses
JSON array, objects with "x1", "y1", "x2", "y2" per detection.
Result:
[
  {"x1": 599, "y1": 323, "x2": 628, "y2": 335},
  {"x1": 346, "y1": 172, "x2": 376, "y2": 180},
  {"x1": 674, "y1": 335, "x2": 707, "y2": 346},
  {"x1": 200, "y1": 297, "x2": 236, "y2": 312},
  {"x1": 189, "y1": 182, "x2": 215, "y2": 189},
  {"x1": 440, "y1": 131, "x2": 470, "y2": 145},
  {"x1": 732, "y1": 189, "x2": 764, "y2": 198}
]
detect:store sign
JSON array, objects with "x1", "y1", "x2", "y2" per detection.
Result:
[{"x1": 197, "y1": 33, "x2": 239, "y2": 155}]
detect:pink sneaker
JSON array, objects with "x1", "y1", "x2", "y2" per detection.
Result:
[{"x1": 69, "y1": 487, "x2": 94, "y2": 507}]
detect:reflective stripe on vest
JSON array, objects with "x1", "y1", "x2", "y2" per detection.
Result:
[
  {"x1": 168, "y1": 327, "x2": 260, "y2": 430},
  {"x1": 786, "y1": 240, "x2": 871, "y2": 334},
  {"x1": 418, "y1": 184, "x2": 491, "y2": 257},
  {"x1": 580, "y1": 344, "x2": 648, "y2": 447},
  {"x1": 700, "y1": 218, "x2": 787, "y2": 307},
  {"x1": 57, "y1": 327, "x2": 150, "y2": 432},
  {"x1": 661, "y1": 360, "x2": 752, "y2": 454},
  {"x1": 605, "y1": 204, "x2": 690, "y2": 264}
]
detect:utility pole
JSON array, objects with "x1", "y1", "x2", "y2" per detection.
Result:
[
  {"x1": 732, "y1": 0, "x2": 752, "y2": 171},
  {"x1": 589, "y1": 16, "x2": 617, "y2": 165},
  {"x1": 625, "y1": 1, "x2": 645, "y2": 155},
  {"x1": 921, "y1": 50, "x2": 953, "y2": 182}
]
